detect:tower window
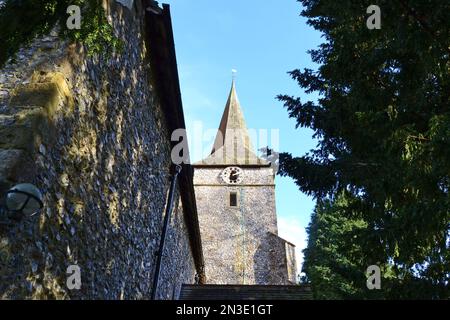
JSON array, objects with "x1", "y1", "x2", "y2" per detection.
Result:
[{"x1": 229, "y1": 192, "x2": 238, "y2": 207}]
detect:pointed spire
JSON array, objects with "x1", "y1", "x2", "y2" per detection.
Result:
[
  {"x1": 211, "y1": 78, "x2": 250, "y2": 153},
  {"x1": 198, "y1": 77, "x2": 268, "y2": 166}
]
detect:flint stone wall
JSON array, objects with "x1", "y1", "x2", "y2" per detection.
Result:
[
  {"x1": 194, "y1": 166, "x2": 296, "y2": 285},
  {"x1": 0, "y1": 1, "x2": 196, "y2": 299}
]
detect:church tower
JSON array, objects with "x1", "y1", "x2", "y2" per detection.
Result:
[{"x1": 193, "y1": 80, "x2": 297, "y2": 285}]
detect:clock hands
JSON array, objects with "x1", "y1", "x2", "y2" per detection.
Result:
[
  {"x1": 229, "y1": 170, "x2": 240, "y2": 182},
  {"x1": 222, "y1": 167, "x2": 243, "y2": 184}
]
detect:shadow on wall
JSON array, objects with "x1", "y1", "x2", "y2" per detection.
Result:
[
  {"x1": 0, "y1": 2, "x2": 187, "y2": 299},
  {"x1": 253, "y1": 232, "x2": 291, "y2": 285}
]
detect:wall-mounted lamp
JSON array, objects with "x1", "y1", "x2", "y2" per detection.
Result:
[{"x1": 0, "y1": 183, "x2": 44, "y2": 224}]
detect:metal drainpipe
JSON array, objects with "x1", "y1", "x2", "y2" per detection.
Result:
[{"x1": 151, "y1": 164, "x2": 182, "y2": 300}]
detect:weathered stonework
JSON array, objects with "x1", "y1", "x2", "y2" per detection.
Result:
[
  {"x1": 0, "y1": 1, "x2": 202, "y2": 300},
  {"x1": 194, "y1": 166, "x2": 296, "y2": 285}
]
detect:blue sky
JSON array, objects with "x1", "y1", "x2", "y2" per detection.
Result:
[{"x1": 163, "y1": 0, "x2": 323, "y2": 271}]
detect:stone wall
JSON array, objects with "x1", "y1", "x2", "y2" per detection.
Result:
[
  {"x1": 285, "y1": 241, "x2": 297, "y2": 284},
  {"x1": 0, "y1": 1, "x2": 200, "y2": 299},
  {"x1": 194, "y1": 165, "x2": 295, "y2": 285},
  {"x1": 267, "y1": 233, "x2": 297, "y2": 285}
]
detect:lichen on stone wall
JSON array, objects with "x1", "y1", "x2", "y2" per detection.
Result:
[{"x1": 0, "y1": 2, "x2": 196, "y2": 300}]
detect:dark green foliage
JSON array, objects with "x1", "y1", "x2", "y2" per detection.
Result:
[
  {"x1": 280, "y1": 0, "x2": 449, "y2": 298},
  {"x1": 303, "y1": 193, "x2": 384, "y2": 299},
  {"x1": 303, "y1": 193, "x2": 448, "y2": 299},
  {"x1": 0, "y1": 0, "x2": 122, "y2": 67}
]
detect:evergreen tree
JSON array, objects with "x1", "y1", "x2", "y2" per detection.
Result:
[
  {"x1": 279, "y1": 0, "x2": 449, "y2": 298},
  {"x1": 303, "y1": 193, "x2": 390, "y2": 299}
]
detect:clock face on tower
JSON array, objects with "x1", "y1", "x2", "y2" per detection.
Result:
[{"x1": 221, "y1": 167, "x2": 243, "y2": 185}]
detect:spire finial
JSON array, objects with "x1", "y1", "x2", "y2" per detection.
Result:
[{"x1": 231, "y1": 69, "x2": 237, "y2": 83}]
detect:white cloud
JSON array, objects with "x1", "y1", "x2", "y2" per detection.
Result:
[{"x1": 278, "y1": 216, "x2": 308, "y2": 277}]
